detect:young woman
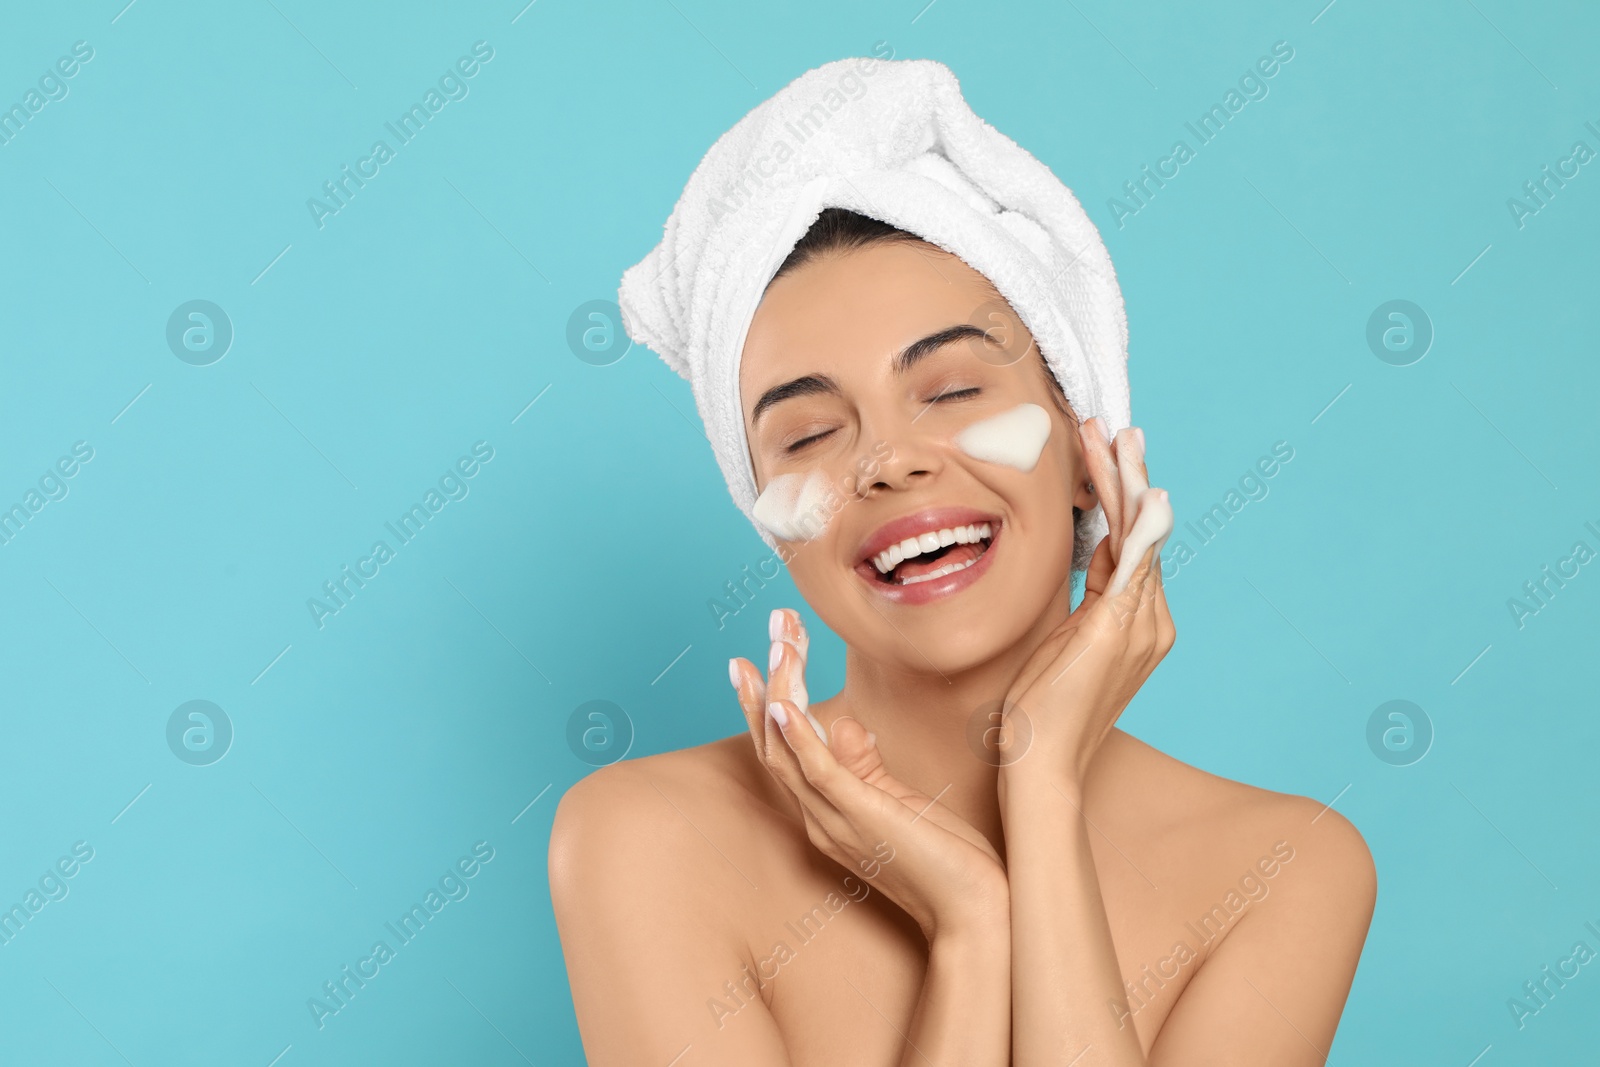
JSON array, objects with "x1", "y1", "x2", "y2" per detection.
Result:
[
  {"x1": 552, "y1": 48, "x2": 1376, "y2": 1062},
  {"x1": 549, "y1": 206, "x2": 1375, "y2": 1065}
]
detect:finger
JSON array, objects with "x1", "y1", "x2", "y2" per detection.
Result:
[
  {"x1": 763, "y1": 643, "x2": 858, "y2": 831},
  {"x1": 759, "y1": 692, "x2": 845, "y2": 822},
  {"x1": 1107, "y1": 488, "x2": 1173, "y2": 596},
  {"x1": 1079, "y1": 533, "x2": 1116, "y2": 607},
  {"x1": 748, "y1": 636, "x2": 820, "y2": 806},
  {"x1": 1151, "y1": 574, "x2": 1176, "y2": 655},
  {"x1": 767, "y1": 696, "x2": 862, "y2": 815},
  {"x1": 773, "y1": 607, "x2": 810, "y2": 661},
  {"x1": 763, "y1": 640, "x2": 807, "y2": 778},
  {"x1": 728, "y1": 657, "x2": 770, "y2": 756},
  {"x1": 770, "y1": 609, "x2": 826, "y2": 744},
  {"x1": 826, "y1": 715, "x2": 885, "y2": 782},
  {"x1": 1113, "y1": 427, "x2": 1149, "y2": 532},
  {"x1": 734, "y1": 656, "x2": 832, "y2": 821},
  {"x1": 827, "y1": 717, "x2": 1002, "y2": 861},
  {"x1": 1081, "y1": 417, "x2": 1124, "y2": 551},
  {"x1": 827, "y1": 717, "x2": 931, "y2": 808}
]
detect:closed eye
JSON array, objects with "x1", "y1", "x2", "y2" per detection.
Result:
[
  {"x1": 930, "y1": 387, "x2": 981, "y2": 402},
  {"x1": 785, "y1": 428, "x2": 836, "y2": 453}
]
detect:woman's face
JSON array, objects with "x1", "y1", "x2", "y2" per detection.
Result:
[{"x1": 740, "y1": 239, "x2": 1096, "y2": 674}]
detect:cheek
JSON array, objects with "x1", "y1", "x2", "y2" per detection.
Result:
[
  {"x1": 782, "y1": 551, "x2": 865, "y2": 648},
  {"x1": 753, "y1": 469, "x2": 835, "y2": 541},
  {"x1": 998, "y1": 435, "x2": 1081, "y2": 565},
  {"x1": 952, "y1": 403, "x2": 1052, "y2": 472}
]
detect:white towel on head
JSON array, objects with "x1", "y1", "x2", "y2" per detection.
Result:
[{"x1": 618, "y1": 56, "x2": 1131, "y2": 571}]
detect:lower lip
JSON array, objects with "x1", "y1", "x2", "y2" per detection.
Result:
[{"x1": 858, "y1": 525, "x2": 1002, "y2": 606}]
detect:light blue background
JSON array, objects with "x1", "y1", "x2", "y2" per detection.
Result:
[{"x1": 1, "y1": 0, "x2": 1596, "y2": 1063}]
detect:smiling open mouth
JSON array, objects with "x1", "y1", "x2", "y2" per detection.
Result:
[{"x1": 868, "y1": 522, "x2": 994, "y2": 586}]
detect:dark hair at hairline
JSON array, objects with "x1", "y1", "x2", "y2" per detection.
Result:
[
  {"x1": 771, "y1": 208, "x2": 1072, "y2": 413},
  {"x1": 771, "y1": 207, "x2": 926, "y2": 281}
]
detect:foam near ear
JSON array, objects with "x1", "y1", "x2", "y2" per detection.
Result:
[
  {"x1": 752, "y1": 469, "x2": 834, "y2": 541},
  {"x1": 954, "y1": 403, "x2": 1053, "y2": 472}
]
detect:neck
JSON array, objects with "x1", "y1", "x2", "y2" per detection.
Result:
[{"x1": 817, "y1": 579, "x2": 1076, "y2": 856}]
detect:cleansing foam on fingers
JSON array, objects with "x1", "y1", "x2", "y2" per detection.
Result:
[
  {"x1": 1107, "y1": 487, "x2": 1175, "y2": 595},
  {"x1": 954, "y1": 403, "x2": 1053, "y2": 472}
]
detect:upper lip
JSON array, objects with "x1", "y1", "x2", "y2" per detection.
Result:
[{"x1": 855, "y1": 506, "x2": 1001, "y2": 566}]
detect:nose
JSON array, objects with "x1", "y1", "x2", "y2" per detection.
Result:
[{"x1": 861, "y1": 412, "x2": 945, "y2": 496}]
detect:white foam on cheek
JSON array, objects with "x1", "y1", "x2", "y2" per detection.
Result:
[
  {"x1": 752, "y1": 469, "x2": 833, "y2": 541},
  {"x1": 954, "y1": 402, "x2": 1053, "y2": 472}
]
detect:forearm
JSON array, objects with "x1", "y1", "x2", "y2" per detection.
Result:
[
  {"x1": 897, "y1": 917, "x2": 1012, "y2": 1067},
  {"x1": 1002, "y1": 773, "x2": 1145, "y2": 1066}
]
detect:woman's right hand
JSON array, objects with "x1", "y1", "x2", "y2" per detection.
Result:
[{"x1": 729, "y1": 609, "x2": 1009, "y2": 943}]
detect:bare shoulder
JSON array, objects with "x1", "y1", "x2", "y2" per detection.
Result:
[
  {"x1": 549, "y1": 739, "x2": 804, "y2": 1061},
  {"x1": 552, "y1": 736, "x2": 758, "y2": 882},
  {"x1": 548, "y1": 733, "x2": 793, "y2": 922},
  {"x1": 1099, "y1": 729, "x2": 1377, "y2": 918}
]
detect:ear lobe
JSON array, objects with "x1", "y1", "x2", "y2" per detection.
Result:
[{"x1": 1067, "y1": 424, "x2": 1097, "y2": 512}]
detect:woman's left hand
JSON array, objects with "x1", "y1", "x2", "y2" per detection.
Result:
[
  {"x1": 998, "y1": 421, "x2": 1176, "y2": 792},
  {"x1": 730, "y1": 610, "x2": 1011, "y2": 942}
]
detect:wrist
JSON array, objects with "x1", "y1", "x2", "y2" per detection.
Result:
[
  {"x1": 922, "y1": 876, "x2": 1010, "y2": 945},
  {"x1": 925, "y1": 899, "x2": 1011, "y2": 950},
  {"x1": 998, "y1": 759, "x2": 1084, "y2": 812}
]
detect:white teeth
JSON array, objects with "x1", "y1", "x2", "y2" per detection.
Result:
[
  {"x1": 868, "y1": 521, "x2": 996, "y2": 575},
  {"x1": 899, "y1": 556, "x2": 979, "y2": 585}
]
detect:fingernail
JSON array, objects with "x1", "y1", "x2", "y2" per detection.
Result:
[
  {"x1": 767, "y1": 701, "x2": 788, "y2": 727},
  {"x1": 1134, "y1": 427, "x2": 1146, "y2": 453},
  {"x1": 769, "y1": 609, "x2": 784, "y2": 642},
  {"x1": 769, "y1": 641, "x2": 783, "y2": 673},
  {"x1": 728, "y1": 658, "x2": 741, "y2": 690},
  {"x1": 866, "y1": 731, "x2": 877, "y2": 746},
  {"x1": 1096, "y1": 417, "x2": 1113, "y2": 443},
  {"x1": 1158, "y1": 488, "x2": 1168, "y2": 503}
]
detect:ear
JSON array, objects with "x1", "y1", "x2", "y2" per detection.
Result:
[{"x1": 1062, "y1": 407, "x2": 1098, "y2": 512}]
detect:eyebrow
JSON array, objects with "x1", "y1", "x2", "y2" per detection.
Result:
[
  {"x1": 751, "y1": 323, "x2": 991, "y2": 424},
  {"x1": 750, "y1": 373, "x2": 840, "y2": 425},
  {"x1": 894, "y1": 323, "x2": 990, "y2": 373}
]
